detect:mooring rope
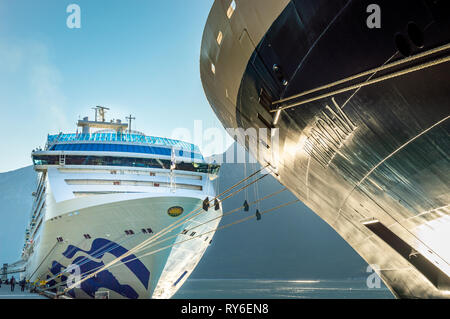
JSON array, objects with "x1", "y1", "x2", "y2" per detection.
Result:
[
  {"x1": 272, "y1": 43, "x2": 450, "y2": 107},
  {"x1": 55, "y1": 165, "x2": 270, "y2": 295},
  {"x1": 45, "y1": 195, "x2": 296, "y2": 293}
]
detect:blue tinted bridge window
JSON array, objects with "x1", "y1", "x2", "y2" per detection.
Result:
[{"x1": 51, "y1": 143, "x2": 177, "y2": 157}]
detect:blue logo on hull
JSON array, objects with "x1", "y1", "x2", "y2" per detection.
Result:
[{"x1": 48, "y1": 238, "x2": 150, "y2": 299}]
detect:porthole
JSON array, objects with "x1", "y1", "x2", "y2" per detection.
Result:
[
  {"x1": 394, "y1": 33, "x2": 412, "y2": 57},
  {"x1": 216, "y1": 31, "x2": 223, "y2": 45},
  {"x1": 407, "y1": 22, "x2": 424, "y2": 48},
  {"x1": 227, "y1": 0, "x2": 236, "y2": 19}
]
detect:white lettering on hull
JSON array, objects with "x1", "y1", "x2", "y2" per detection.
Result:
[{"x1": 303, "y1": 98, "x2": 357, "y2": 167}]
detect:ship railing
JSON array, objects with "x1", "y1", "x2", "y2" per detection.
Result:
[{"x1": 34, "y1": 287, "x2": 72, "y2": 299}]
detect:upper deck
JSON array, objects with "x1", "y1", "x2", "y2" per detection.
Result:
[
  {"x1": 46, "y1": 132, "x2": 200, "y2": 153},
  {"x1": 31, "y1": 107, "x2": 218, "y2": 173},
  {"x1": 44, "y1": 132, "x2": 204, "y2": 161}
]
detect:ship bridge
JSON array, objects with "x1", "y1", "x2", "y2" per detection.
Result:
[
  {"x1": 31, "y1": 107, "x2": 219, "y2": 175},
  {"x1": 45, "y1": 133, "x2": 203, "y2": 160}
]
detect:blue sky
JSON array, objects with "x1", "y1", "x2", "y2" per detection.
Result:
[{"x1": 0, "y1": 0, "x2": 233, "y2": 172}]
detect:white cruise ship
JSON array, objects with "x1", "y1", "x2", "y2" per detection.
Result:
[{"x1": 21, "y1": 106, "x2": 222, "y2": 299}]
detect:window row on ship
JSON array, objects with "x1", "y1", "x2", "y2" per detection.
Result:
[
  {"x1": 47, "y1": 133, "x2": 196, "y2": 151},
  {"x1": 65, "y1": 179, "x2": 203, "y2": 190},
  {"x1": 48, "y1": 142, "x2": 204, "y2": 160},
  {"x1": 32, "y1": 154, "x2": 220, "y2": 175},
  {"x1": 57, "y1": 167, "x2": 203, "y2": 180},
  {"x1": 32, "y1": 172, "x2": 47, "y2": 207}
]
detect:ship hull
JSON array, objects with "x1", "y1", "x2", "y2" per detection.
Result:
[
  {"x1": 201, "y1": 0, "x2": 450, "y2": 298},
  {"x1": 25, "y1": 193, "x2": 221, "y2": 299}
]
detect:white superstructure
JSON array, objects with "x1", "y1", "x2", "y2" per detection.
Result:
[{"x1": 22, "y1": 107, "x2": 222, "y2": 299}]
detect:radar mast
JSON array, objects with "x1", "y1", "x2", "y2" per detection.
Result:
[{"x1": 77, "y1": 106, "x2": 128, "y2": 134}]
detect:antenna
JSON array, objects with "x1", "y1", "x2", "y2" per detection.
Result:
[
  {"x1": 126, "y1": 114, "x2": 136, "y2": 131},
  {"x1": 95, "y1": 106, "x2": 110, "y2": 122},
  {"x1": 78, "y1": 107, "x2": 127, "y2": 134}
]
